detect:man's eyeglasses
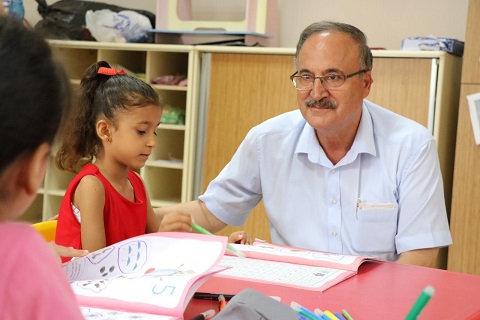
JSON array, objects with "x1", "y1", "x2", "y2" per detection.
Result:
[{"x1": 290, "y1": 69, "x2": 369, "y2": 91}]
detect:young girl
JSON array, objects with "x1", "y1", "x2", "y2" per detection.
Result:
[
  {"x1": 0, "y1": 15, "x2": 84, "y2": 319},
  {"x1": 55, "y1": 61, "x2": 249, "y2": 260},
  {"x1": 55, "y1": 61, "x2": 164, "y2": 260}
]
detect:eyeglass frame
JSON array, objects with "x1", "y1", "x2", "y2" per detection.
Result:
[{"x1": 289, "y1": 69, "x2": 369, "y2": 91}]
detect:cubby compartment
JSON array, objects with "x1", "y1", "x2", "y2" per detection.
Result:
[
  {"x1": 98, "y1": 49, "x2": 147, "y2": 76},
  {"x1": 147, "y1": 51, "x2": 189, "y2": 83},
  {"x1": 151, "y1": 128, "x2": 185, "y2": 163},
  {"x1": 50, "y1": 47, "x2": 98, "y2": 80},
  {"x1": 142, "y1": 166, "x2": 183, "y2": 207},
  {"x1": 159, "y1": 90, "x2": 187, "y2": 109}
]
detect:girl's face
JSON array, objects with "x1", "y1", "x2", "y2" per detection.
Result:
[{"x1": 108, "y1": 105, "x2": 162, "y2": 170}]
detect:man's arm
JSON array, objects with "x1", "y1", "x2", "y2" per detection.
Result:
[
  {"x1": 154, "y1": 200, "x2": 227, "y2": 233},
  {"x1": 396, "y1": 248, "x2": 439, "y2": 267}
]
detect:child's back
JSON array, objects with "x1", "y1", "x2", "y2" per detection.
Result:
[
  {"x1": 0, "y1": 224, "x2": 81, "y2": 318},
  {"x1": 0, "y1": 15, "x2": 83, "y2": 319}
]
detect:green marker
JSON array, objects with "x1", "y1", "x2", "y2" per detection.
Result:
[
  {"x1": 405, "y1": 286, "x2": 435, "y2": 320},
  {"x1": 342, "y1": 309, "x2": 354, "y2": 320},
  {"x1": 191, "y1": 223, "x2": 246, "y2": 258},
  {"x1": 342, "y1": 309, "x2": 353, "y2": 320}
]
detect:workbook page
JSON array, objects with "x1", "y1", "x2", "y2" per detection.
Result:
[
  {"x1": 228, "y1": 241, "x2": 381, "y2": 271},
  {"x1": 63, "y1": 233, "x2": 227, "y2": 317},
  {"x1": 216, "y1": 256, "x2": 354, "y2": 292},
  {"x1": 80, "y1": 306, "x2": 178, "y2": 320}
]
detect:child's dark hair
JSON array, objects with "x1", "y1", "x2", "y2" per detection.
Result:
[
  {"x1": 0, "y1": 16, "x2": 71, "y2": 174},
  {"x1": 56, "y1": 61, "x2": 161, "y2": 172}
]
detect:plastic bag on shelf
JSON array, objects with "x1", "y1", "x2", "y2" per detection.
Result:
[
  {"x1": 160, "y1": 105, "x2": 185, "y2": 125},
  {"x1": 34, "y1": 0, "x2": 155, "y2": 42},
  {"x1": 85, "y1": 9, "x2": 152, "y2": 43},
  {"x1": 151, "y1": 74, "x2": 188, "y2": 86}
]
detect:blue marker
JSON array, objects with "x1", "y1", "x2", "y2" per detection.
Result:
[
  {"x1": 334, "y1": 312, "x2": 346, "y2": 320},
  {"x1": 314, "y1": 307, "x2": 330, "y2": 320}
]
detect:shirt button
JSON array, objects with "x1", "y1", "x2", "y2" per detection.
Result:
[
  {"x1": 332, "y1": 199, "x2": 337, "y2": 204},
  {"x1": 331, "y1": 231, "x2": 337, "y2": 237},
  {"x1": 331, "y1": 169, "x2": 336, "y2": 174}
]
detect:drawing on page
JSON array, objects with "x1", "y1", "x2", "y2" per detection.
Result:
[
  {"x1": 87, "y1": 246, "x2": 115, "y2": 264},
  {"x1": 76, "y1": 279, "x2": 112, "y2": 293},
  {"x1": 118, "y1": 240, "x2": 148, "y2": 273}
]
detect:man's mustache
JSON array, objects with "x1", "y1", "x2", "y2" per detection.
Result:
[{"x1": 305, "y1": 98, "x2": 337, "y2": 109}]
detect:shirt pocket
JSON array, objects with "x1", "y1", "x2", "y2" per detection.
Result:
[{"x1": 353, "y1": 203, "x2": 398, "y2": 254}]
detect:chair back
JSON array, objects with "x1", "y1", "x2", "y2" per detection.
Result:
[{"x1": 32, "y1": 220, "x2": 57, "y2": 242}]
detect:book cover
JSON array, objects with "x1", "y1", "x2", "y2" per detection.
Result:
[
  {"x1": 215, "y1": 241, "x2": 382, "y2": 292},
  {"x1": 63, "y1": 232, "x2": 228, "y2": 319}
]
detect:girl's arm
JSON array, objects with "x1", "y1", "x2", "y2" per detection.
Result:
[
  {"x1": 145, "y1": 189, "x2": 160, "y2": 233},
  {"x1": 74, "y1": 175, "x2": 107, "y2": 252}
]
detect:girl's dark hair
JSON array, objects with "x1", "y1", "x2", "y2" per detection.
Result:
[
  {"x1": 0, "y1": 16, "x2": 71, "y2": 174},
  {"x1": 56, "y1": 61, "x2": 161, "y2": 172}
]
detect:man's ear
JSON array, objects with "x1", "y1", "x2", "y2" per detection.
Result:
[
  {"x1": 362, "y1": 71, "x2": 373, "y2": 98},
  {"x1": 96, "y1": 119, "x2": 112, "y2": 143},
  {"x1": 23, "y1": 143, "x2": 51, "y2": 195}
]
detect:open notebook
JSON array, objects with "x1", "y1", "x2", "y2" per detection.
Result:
[
  {"x1": 62, "y1": 232, "x2": 228, "y2": 319},
  {"x1": 215, "y1": 240, "x2": 383, "y2": 292}
]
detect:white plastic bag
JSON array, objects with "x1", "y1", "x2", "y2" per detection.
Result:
[{"x1": 85, "y1": 9, "x2": 152, "y2": 43}]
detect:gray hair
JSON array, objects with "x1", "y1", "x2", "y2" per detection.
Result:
[{"x1": 295, "y1": 21, "x2": 373, "y2": 71}]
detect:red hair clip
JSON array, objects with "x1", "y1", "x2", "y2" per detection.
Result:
[{"x1": 97, "y1": 67, "x2": 127, "y2": 76}]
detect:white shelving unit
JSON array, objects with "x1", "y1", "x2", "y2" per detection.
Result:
[{"x1": 19, "y1": 40, "x2": 198, "y2": 222}]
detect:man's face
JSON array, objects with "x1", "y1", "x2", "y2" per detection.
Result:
[{"x1": 295, "y1": 31, "x2": 373, "y2": 138}]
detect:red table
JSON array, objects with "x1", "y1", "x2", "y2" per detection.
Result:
[{"x1": 185, "y1": 261, "x2": 480, "y2": 319}]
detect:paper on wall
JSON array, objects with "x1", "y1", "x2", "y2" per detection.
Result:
[{"x1": 467, "y1": 93, "x2": 480, "y2": 145}]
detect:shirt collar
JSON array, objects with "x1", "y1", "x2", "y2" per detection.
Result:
[
  {"x1": 295, "y1": 102, "x2": 377, "y2": 165},
  {"x1": 350, "y1": 103, "x2": 377, "y2": 157}
]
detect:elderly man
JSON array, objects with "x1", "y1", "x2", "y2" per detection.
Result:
[{"x1": 156, "y1": 21, "x2": 452, "y2": 267}]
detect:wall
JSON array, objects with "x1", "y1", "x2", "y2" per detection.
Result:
[{"x1": 23, "y1": 0, "x2": 468, "y2": 49}]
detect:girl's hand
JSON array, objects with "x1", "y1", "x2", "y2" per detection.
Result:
[
  {"x1": 228, "y1": 231, "x2": 252, "y2": 244},
  {"x1": 48, "y1": 242, "x2": 88, "y2": 263},
  {"x1": 158, "y1": 212, "x2": 193, "y2": 232}
]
